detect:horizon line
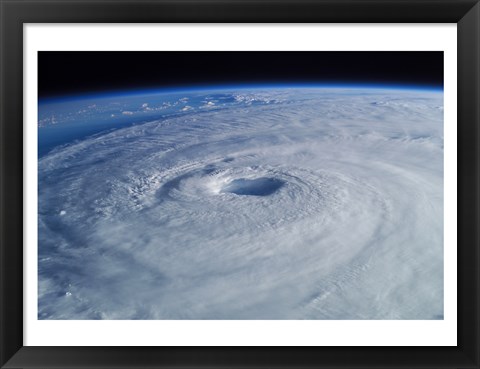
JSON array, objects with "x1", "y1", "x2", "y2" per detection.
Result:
[{"x1": 39, "y1": 82, "x2": 444, "y2": 104}]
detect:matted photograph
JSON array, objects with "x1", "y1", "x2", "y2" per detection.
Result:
[
  {"x1": 3, "y1": 0, "x2": 480, "y2": 367},
  {"x1": 37, "y1": 51, "x2": 444, "y2": 320}
]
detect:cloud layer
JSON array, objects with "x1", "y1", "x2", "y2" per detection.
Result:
[{"x1": 38, "y1": 88, "x2": 444, "y2": 319}]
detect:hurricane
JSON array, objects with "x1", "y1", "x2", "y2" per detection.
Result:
[{"x1": 38, "y1": 87, "x2": 444, "y2": 319}]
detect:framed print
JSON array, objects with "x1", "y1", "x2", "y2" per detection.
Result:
[{"x1": 0, "y1": 0, "x2": 479, "y2": 368}]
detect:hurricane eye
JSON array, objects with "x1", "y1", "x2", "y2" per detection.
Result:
[{"x1": 221, "y1": 177, "x2": 285, "y2": 196}]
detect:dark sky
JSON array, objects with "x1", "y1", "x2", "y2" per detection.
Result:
[{"x1": 38, "y1": 51, "x2": 443, "y2": 99}]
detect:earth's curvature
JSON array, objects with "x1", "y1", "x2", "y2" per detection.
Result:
[{"x1": 38, "y1": 87, "x2": 444, "y2": 320}]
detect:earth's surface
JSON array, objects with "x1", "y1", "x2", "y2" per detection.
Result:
[{"x1": 38, "y1": 87, "x2": 444, "y2": 319}]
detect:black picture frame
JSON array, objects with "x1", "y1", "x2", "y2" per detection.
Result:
[{"x1": 1, "y1": 1, "x2": 479, "y2": 368}]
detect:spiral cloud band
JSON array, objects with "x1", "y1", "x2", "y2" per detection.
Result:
[{"x1": 38, "y1": 88, "x2": 444, "y2": 319}]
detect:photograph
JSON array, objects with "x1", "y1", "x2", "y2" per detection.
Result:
[
  {"x1": 2, "y1": 0, "x2": 480, "y2": 366},
  {"x1": 37, "y1": 51, "x2": 445, "y2": 320}
]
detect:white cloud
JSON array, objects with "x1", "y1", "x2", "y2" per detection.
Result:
[{"x1": 38, "y1": 88, "x2": 444, "y2": 320}]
